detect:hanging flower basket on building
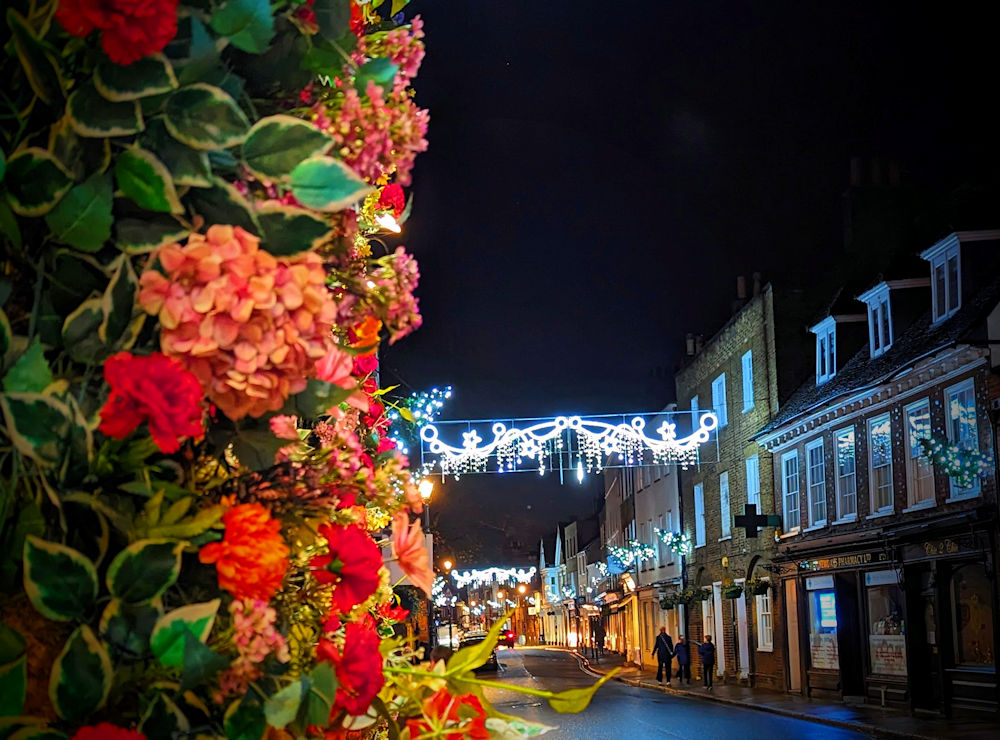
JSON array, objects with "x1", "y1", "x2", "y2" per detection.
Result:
[
  {"x1": 747, "y1": 577, "x2": 771, "y2": 596},
  {"x1": 677, "y1": 586, "x2": 712, "y2": 604},
  {"x1": 660, "y1": 595, "x2": 678, "y2": 610},
  {"x1": 723, "y1": 584, "x2": 744, "y2": 599}
]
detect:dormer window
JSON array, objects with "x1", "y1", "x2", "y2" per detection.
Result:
[
  {"x1": 921, "y1": 235, "x2": 961, "y2": 323},
  {"x1": 811, "y1": 317, "x2": 836, "y2": 384},
  {"x1": 859, "y1": 283, "x2": 892, "y2": 358}
]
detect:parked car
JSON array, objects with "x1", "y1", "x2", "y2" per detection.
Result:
[
  {"x1": 458, "y1": 633, "x2": 499, "y2": 671},
  {"x1": 500, "y1": 630, "x2": 516, "y2": 648}
]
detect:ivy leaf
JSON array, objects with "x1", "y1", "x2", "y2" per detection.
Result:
[
  {"x1": 115, "y1": 147, "x2": 183, "y2": 214},
  {"x1": 99, "y1": 599, "x2": 161, "y2": 661},
  {"x1": 355, "y1": 58, "x2": 398, "y2": 96},
  {"x1": 313, "y1": 0, "x2": 351, "y2": 42},
  {"x1": 2, "y1": 342, "x2": 52, "y2": 394},
  {"x1": 210, "y1": 0, "x2": 275, "y2": 53},
  {"x1": 106, "y1": 539, "x2": 184, "y2": 605},
  {"x1": 290, "y1": 155, "x2": 373, "y2": 212},
  {"x1": 242, "y1": 115, "x2": 333, "y2": 181},
  {"x1": 224, "y1": 698, "x2": 267, "y2": 740},
  {"x1": 45, "y1": 171, "x2": 114, "y2": 252},
  {"x1": 94, "y1": 54, "x2": 179, "y2": 101},
  {"x1": 163, "y1": 84, "x2": 250, "y2": 150},
  {"x1": 49, "y1": 626, "x2": 112, "y2": 722},
  {"x1": 67, "y1": 81, "x2": 143, "y2": 138},
  {"x1": 3, "y1": 148, "x2": 73, "y2": 217}
]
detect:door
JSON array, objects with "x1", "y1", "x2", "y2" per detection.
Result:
[
  {"x1": 712, "y1": 582, "x2": 727, "y2": 675},
  {"x1": 736, "y1": 578, "x2": 750, "y2": 679},
  {"x1": 907, "y1": 564, "x2": 942, "y2": 711},
  {"x1": 836, "y1": 572, "x2": 865, "y2": 697}
]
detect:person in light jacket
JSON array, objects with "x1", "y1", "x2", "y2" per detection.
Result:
[
  {"x1": 651, "y1": 627, "x2": 674, "y2": 684},
  {"x1": 674, "y1": 635, "x2": 691, "y2": 684},
  {"x1": 696, "y1": 635, "x2": 716, "y2": 689}
]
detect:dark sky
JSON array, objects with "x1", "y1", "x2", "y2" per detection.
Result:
[{"x1": 380, "y1": 2, "x2": 1000, "y2": 564}]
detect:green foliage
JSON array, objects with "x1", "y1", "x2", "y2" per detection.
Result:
[
  {"x1": 224, "y1": 698, "x2": 267, "y2": 740},
  {"x1": 211, "y1": 0, "x2": 276, "y2": 53},
  {"x1": 115, "y1": 213, "x2": 190, "y2": 253},
  {"x1": 44, "y1": 172, "x2": 114, "y2": 252},
  {"x1": 115, "y1": 148, "x2": 183, "y2": 214},
  {"x1": 22, "y1": 537, "x2": 98, "y2": 621},
  {"x1": 546, "y1": 672, "x2": 617, "y2": 714},
  {"x1": 151, "y1": 600, "x2": 221, "y2": 667},
  {"x1": 264, "y1": 679, "x2": 306, "y2": 729},
  {"x1": 3, "y1": 149, "x2": 73, "y2": 217},
  {"x1": 185, "y1": 178, "x2": 258, "y2": 232},
  {"x1": 99, "y1": 599, "x2": 162, "y2": 661},
  {"x1": 6, "y1": 9, "x2": 64, "y2": 105},
  {"x1": 355, "y1": 58, "x2": 399, "y2": 95},
  {"x1": 242, "y1": 115, "x2": 333, "y2": 181},
  {"x1": 290, "y1": 155, "x2": 374, "y2": 211},
  {"x1": 140, "y1": 693, "x2": 189, "y2": 740},
  {"x1": 0, "y1": 623, "x2": 27, "y2": 717},
  {"x1": 106, "y1": 539, "x2": 184, "y2": 604},
  {"x1": 67, "y1": 82, "x2": 144, "y2": 138},
  {"x1": 49, "y1": 626, "x2": 112, "y2": 722},
  {"x1": 181, "y1": 630, "x2": 228, "y2": 690},
  {"x1": 2, "y1": 342, "x2": 52, "y2": 394},
  {"x1": 163, "y1": 84, "x2": 250, "y2": 150},
  {"x1": 94, "y1": 55, "x2": 179, "y2": 101},
  {"x1": 313, "y1": 0, "x2": 352, "y2": 42},
  {"x1": 257, "y1": 205, "x2": 331, "y2": 255}
]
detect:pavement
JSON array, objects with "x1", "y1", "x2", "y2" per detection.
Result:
[{"x1": 567, "y1": 648, "x2": 1000, "y2": 739}]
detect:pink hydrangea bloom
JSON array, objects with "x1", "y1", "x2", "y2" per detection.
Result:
[
  {"x1": 214, "y1": 599, "x2": 289, "y2": 702},
  {"x1": 138, "y1": 226, "x2": 339, "y2": 420}
]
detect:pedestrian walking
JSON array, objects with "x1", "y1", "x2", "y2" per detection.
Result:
[
  {"x1": 652, "y1": 627, "x2": 674, "y2": 684},
  {"x1": 697, "y1": 635, "x2": 716, "y2": 689},
  {"x1": 674, "y1": 635, "x2": 691, "y2": 684}
]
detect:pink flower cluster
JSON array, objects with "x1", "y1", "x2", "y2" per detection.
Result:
[
  {"x1": 369, "y1": 16, "x2": 425, "y2": 85},
  {"x1": 372, "y1": 247, "x2": 422, "y2": 343},
  {"x1": 214, "y1": 599, "x2": 289, "y2": 702},
  {"x1": 315, "y1": 80, "x2": 429, "y2": 186},
  {"x1": 138, "y1": 226, "x2": 339, "y2": 420}
]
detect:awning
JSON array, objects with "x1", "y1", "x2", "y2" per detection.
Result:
[{"x1": 609, "y1": 592, "x2": 637, "y2": 614}]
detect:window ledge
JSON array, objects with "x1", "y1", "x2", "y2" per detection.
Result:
[
  {"x1": 902, "y1": 501, "x2": 936, "y2": 513},
  {"x1": 831, "y1": 516, "x2": 857, "y2": 525},
  {"x1": 802, "y1": 523, "x2": 827, "y2": 532},
  {"x1": 756, "y1": 645, "x2": 774, "y2": 653},
  {"x1": 866, "y1": 510, "x2": 894, "y2": 520},
  {"x1": 945, "y1": 493, "x2": 981, "y2": 504},
  {"x1": 718, "y1": 536, "x2": 732, "y2": 542},
  {"x1": 779, "y1": 530, "x2": 800, "y2": 539},
  {"x1": 742, "y1": 406, "x2": 754, "y2": 414}
]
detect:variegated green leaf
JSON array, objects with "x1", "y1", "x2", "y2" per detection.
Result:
[
  {"x1": 223, "y1": 698, "x2": 267, "y2": 740},
  {"x1": 99, "y1": 599, "x2": 161, "y2": 660},
  {"x1": 49, "y1": 626, "x2": 111, "y2": 722},
  {"x1": 7, "y1": 9, "x2": 64, "y2": 105},
  {"x1": 163, "y1": 84, "x2": 249, "y2": 150},
  {"x1": 94, "y1": 54, "x2": 178, "y2": 101},
  {"x1": 0, "y1": 307, "x2": 11, "y2": 357},
  {"x1": 257, "y1": 204, "x2": 330, "y2": 255},
  {"x1": 3, "y1": 148, "x2": 73, "y2": 217},
  {"x1": 115, "y1": 213, "x2": 190, "y2": 254},
  {"x1": 210, "y1": 0, "x2": 275, "y2": 53},
  {"x1": 115, "y1": 147, "x2": 183, "y2": 214},
  {"x1": 106, "y1": 539, "x2": 184, "y2": 604},
  {"x1": 67, "y1": 81, "x2": 143, "y2": 138},
  {"x1": 61, "y1": 297, "x2": 110, "y2": 364},
  {"x1": 0, "y1": 622, "x2": 27, "y2": 717},
  {"x1": 0, "y1": 393, "x2": 75, "y2": 466},
  {"x1": 185, "y1": 178, "x2": 258, "y2": 233},
  {"x1": 2, "y1": 342, "x2": 52, "y2": 394},
  {"x1": 98, "y1": 255, "x2": 138, "y2": 345},
  {"x1": 140, "y1": 694, "x2": 189, "y2": 740},
  {"x1": 150, "y1": 600, "x2": 220, "y2": 667},
  {"x1": 22, "y1": 537, "x2": 98, "y2": 621},
  {"x1": 44, "y1": 171, "x2": 114, "y2": 252},
  {"x1": 242, "y1": 115, "x2": 332, "y2": 181},
  {"x1": 290, "y1": 155, "x2": 373, "y2": 212},
  {"x1": 143, "y1": 119, "x2": 212, "y2": 187}
]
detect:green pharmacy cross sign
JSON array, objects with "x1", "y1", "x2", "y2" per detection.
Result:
[{"x1": 734, "y1": 503, "x2": 782, "y2": 538}]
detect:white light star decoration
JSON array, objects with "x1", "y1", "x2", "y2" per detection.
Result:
[
  {"x1": 450, "y1": 567, "x2": 537, "y2": 589},
  {"x1": 654, "y1": 528, "x2": 693, "y2": 557},
  {"x1": 420, "y1": 411, "x2": 718, "y2": 478}
]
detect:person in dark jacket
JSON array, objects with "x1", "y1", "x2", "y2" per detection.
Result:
[
  {"x1": 674, "y1": 635, "x2": 691, "y2": 684},
  {"x1": 651, "y1": 627, "x2": 674, "y2": 684},
  {"x1": 697, "y1": 635, "x2": 716, "y2": 689}
]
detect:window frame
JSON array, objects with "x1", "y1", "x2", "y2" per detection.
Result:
[
  {"x1": 712, "y1": 374, "x2": 728, "y2": 427},
  {"x1": 944, "y1": 378, "x2": 981, "y2": 499},
  {"x1": 781, "y1": 450, "x2": 800, "y2": 533},
  {"x1": 812, "y1": 317, "x2": 837, "y2": 384},
  {"x1": 833, "y1": 427, "x2": 857, "y2": 522},
  {"x1": 741, "y1": 350, "x2": 754, "y2": 412},
  {"x1": 755, "y1": 581, "x2": 773, "y2": 651},
  {"x1": 746, "y1": 455, "x2": 760, "y2": 509},
  {"x1": 806, "y1": 438, "x2": 827, "y2": 527},
  {"x1": 719, "y1": 471, "x2": 731, "y2": 539},
  {"x1": 903, "y1": 397, "x2": 935, "y2": 510},
  {"x1": 860, "y1": 284, "x2": 893, "y2": 359},
  {"x1": 930, "y1": 244, "x2": 962, "y2": 324},
  {"x1": 868, "y1": 413, "x2": 895, "y2": 516},
  {"x1": 694, "y1": 482, "x2": 706, "y2": 547}
]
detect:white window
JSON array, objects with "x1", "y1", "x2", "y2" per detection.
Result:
[
  {"x1": 656, "y1": 514, "x2": 666, "y2": 563},
  {"x1": 741, "y1": 350, "x2": 754, "y2": 411},
  {"x1": 719, "y1": 471, "x2": 731, "y2": 538},
  {"x1": 781, "y1": 451, "x2": 800, "y2": 531},
  {"x1": 806, "y1": 439, "x2": 827, "y2": 526},
  {"x1": 834, "y1": 428, "x2": 857, "y2": 520},
  {"x1": 702, "y1": 598, "x2": 714, "y2": 641},
  {"x1": 931, "y1": 244, "x2": 961, "y2": 323},
  {"x1": 945, "y1": 379, "x2": 980, "y2": 498},
  {"x1": 755, "y1": 585, "x2": 773, "y2": 651},
  {"x1": 712, "y1": 374, "x2": 728, "y2": 427},
  {"x1": 745, "y1": 455, "x2": 760, "y2": 508},
  {"x1": 904, "y1": 399, "x2": 935, "y2": 508},
  {"x1": 869, "y1": 414, "x2": 894, "y2": 514},
  {"x1": 812, "y1": 317, "x2": 837, "y2": 384},
  {"x1": 861, "y1": 284, "x2": 893, "y2": 358},
  {"x1": 694, "y1": 482, "x2": 706, "y2": 547}
]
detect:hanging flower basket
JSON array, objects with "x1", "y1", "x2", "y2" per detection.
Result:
[
  {"x1": 747, "y1": 577, "x2": 770, "y2": 596},
  {"x1": 660, "y1": 596, "x2": 677, "y2": 610},
  {"x1": 723, "y1": 584, "x2": 744, "y2": 599},
  {"x1": 692, "y1": 587, "x2": 712, "y2": 601}
]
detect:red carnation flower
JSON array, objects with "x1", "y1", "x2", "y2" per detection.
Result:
[
  {"x1": 377, "y1": 184, "x2": 405, "y2": 217},
  {"x1": 198, "y1": 503, "x2": 289, "y2": 602},
  {"x1": 405, "y1": 689, "x2": 489, "y2": 739},
  {"x1": 56, "y1": 0, "x2": 179, "y2": 65},
  {"x1": 72, "y1": 724, "x2": 145, "y2": 740},
  {"x1": 98, "y1": 352, "x2": 204, "y2": 453},
  {"x1": 310, "y1": 523, "x2": 382, "y2": 614},
  {"x1": 318, "y1": 620, "x2": 385, "y2": 715}
]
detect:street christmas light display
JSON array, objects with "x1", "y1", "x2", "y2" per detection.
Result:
[
  {"x1": 918, "y1": 436, "x2": 993, "y2": 488},
  {"x1": 420, "y1": 411, "x2": 719, "y2": 478},
  {"x1": 654, "y1": 528, "x2": 694, "y2": 557},
  {"x1": 607, "y1": 540, "x2": 657, "y2": 571},
  {"x1": 387, "y1": 385, "x2": 453, "y2": 457},
  {"x1": 451, "y1": 566, "x2": 537, "y2": 588}
]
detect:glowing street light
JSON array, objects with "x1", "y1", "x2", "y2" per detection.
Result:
[
  {"x1": 518, "y1": 584, "x2": 527, "y2": 594},
  {"x1": 418, "y1": 478, "x2": 434, "y2": 502},
  {"x1": 443, "y1": 559, "x2": 453, "y2": 572}
]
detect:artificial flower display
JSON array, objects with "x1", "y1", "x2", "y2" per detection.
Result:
[{"x1": 0, "y1": 0, "x2": 610, "y2": 735}]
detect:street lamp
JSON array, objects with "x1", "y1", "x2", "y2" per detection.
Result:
[
  {"x1": 443, "y1": 559, "x2": 453, "y2": 572},
  {"x1": 418, "y1": 478, "x2": 434, "y2": 502}
]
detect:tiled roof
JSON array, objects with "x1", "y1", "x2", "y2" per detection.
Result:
[{"x1": 756, "y1": 275, "x2": 1000, "y2": 438}]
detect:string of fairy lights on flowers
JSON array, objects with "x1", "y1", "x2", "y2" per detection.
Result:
[{"x1": 918, "y1": 436, "x2": 993, "y2": 488}]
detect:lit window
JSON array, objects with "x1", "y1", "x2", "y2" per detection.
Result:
[
  {"x1": 945, "y1": 379, "x2": 980, "y2": 498},
  {"x1": 806, "y1": 439, "x2": 826, "y2": 526},
  {"x1": 756, "y1": 585, "x2": 773, "y2": 651},
  {"x1": 712, "y1": 374, "x2": 728, "y2": 427},
  {"x1": 869, "y1": 414, "x2": 894, "y2": 514},
  {"x1": 904, "y1": 399, "x2": 934, "y2": 507},
  {"x1": 781, "y1": 451, "x2": 800, "y2": 531},
  {"x1": 834, "y1": 428, "x2": 857, "y2": 520},
  {"x1": 745, "y1": 455, "x2": 760, "y2": 508},
  {"x1": 719, "y1": 471, "x2": 731, "y2": 538},
  {"x1": 741, "y1": 350, "x2": 754, "y2": 411},
  {"x1": 812, "y1": 318, "x2": 837, "y2": 384},
  {"x1": 694, "y1": 482, "x2": 706, "y2": 547}
]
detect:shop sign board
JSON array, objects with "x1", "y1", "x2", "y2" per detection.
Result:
[
  {"x1": 810, "y1": 633, "x2": 839, "y2": 670},
  {"x1": 800, "y1": 551, "x2": 889, "y2": 572},
  {"x1": 869, "y1": 634, "x2": 907, "y2": 676}
]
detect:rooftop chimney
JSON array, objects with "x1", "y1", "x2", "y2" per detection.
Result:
[
  {"x1": 752, "y1": 272, "x2": 762, "y2": 297},
  {"x1": 736, "y1": 275, "x2": 747, "y2": 300},
  {"x1": 685, "y1": 333, "x2": 695, "y2": 356}
]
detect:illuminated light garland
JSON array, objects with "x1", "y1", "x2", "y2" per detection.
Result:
[
  {"x1": 450, "y1": 566, "x2": 537, "y2": 589},
  {"x1": 387, "y1": 386, "x2": 453, "y2": 458},
  {"x1": 918, "y1": 436, "x2": 993, "y2": 488},
  {"x1": 654, "y1": 528, "x2": 693, "y2": 557},
  {"x1": 420, "y1": 411, "x2": 719, "y2": 478},
  {"x1": 607, "y1": 540, "x2": 657, "y2": 570},
  {"x1": 595, "y1": 561, "x2": 609, "y2": 576}
]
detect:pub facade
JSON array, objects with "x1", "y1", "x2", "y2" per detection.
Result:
[{"x1": 756, "y1": 230, "x2": 1000, "y2": 715}]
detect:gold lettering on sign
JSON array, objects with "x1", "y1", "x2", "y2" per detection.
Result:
[{"x1": 923, "y1": 540, "x2": 959, "y2": 556}]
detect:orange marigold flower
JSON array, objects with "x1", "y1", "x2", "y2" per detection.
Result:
[{"x1": 199, "y1": 503, "x2": 289, "y2": 601}]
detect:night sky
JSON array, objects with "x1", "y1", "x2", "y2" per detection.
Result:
[{"x1": 380, "y1": 2, "x2": 1000, "y2": 565}]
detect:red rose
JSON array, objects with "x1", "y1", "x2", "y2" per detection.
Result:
[
  {"x1": 310, "y1": 523, "x2": 382, "y2": 614},
  {"x1": 405, "y1": 689, "x2": 489, "y2": 739},
  {"x1": 352, "y1": 353, "x2": 378, "y2": 377},
  {"x1": 56, "y1": 0, "x2": 178, "y2": 65},
  {"x1": 72, "y1": 724, "x2": 145, "y2": 740},
  {"x1": 98, "y1": 352, "x2": 204, "y2": 453},
  {"x1": 318, "y1": 620, "x2": 385, "y2": 715}
]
